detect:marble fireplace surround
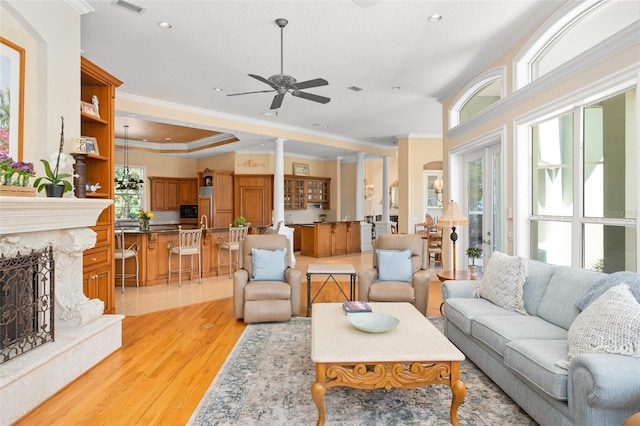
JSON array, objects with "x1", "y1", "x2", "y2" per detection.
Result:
[{"x1": 0, "y1": 197, "x2": 123, "y2": 425}]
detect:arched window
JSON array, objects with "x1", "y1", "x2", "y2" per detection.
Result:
[
  {"x1": 515, "y1": 0, "x2": 639, "y2": 89},
  {"x1": 449, "y1": 68, "x2": 504, "y2": 129}
]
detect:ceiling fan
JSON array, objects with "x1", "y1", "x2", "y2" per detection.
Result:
[{"x1": 227, "y1": 18, "x2": 330, "y2": 110}]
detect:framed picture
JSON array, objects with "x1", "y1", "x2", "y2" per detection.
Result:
[
  {"x1": 84, "y1": 136, "x2": 99, "y2": 155},
  {"x1": 0, "y1": 37, "x2": 25, "y2": 160},
  {"x1": 293, "y1": 162, "x2": 310, "y2": 176},
  {"x1": 81, "y1": 101, "x2": 98, "y2": 116}
]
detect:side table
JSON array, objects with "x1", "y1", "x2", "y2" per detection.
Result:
[
  {"x1": 306, "y1": 264, "x2": 357, "y2": 317},
  {"x1": 437, "y1": 270, "x2": 483, "y2": 315}
]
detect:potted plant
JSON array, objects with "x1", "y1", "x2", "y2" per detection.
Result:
[
  {"x1": 33, "y1": 116, "x2": 73, "y2": 197},
  {"x1": 233, "y1": 216, "x2": 247, "y2": 227},
  {"x1": 466, "y1": 247, "x2": 482, "y2": 277}
]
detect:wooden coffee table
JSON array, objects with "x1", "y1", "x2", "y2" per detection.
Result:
[{"x1": 311, "y1": 302, "x2": 466, "y2": 425}]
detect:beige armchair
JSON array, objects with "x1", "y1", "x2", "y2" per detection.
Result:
[
  {"x1": 358, "y1": 234, "x2": 430, "y2": 316},
  {"x1": 233, "y1": 234, "x2": 302, "y2": 323}
]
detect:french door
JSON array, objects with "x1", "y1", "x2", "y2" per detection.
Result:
[{"x1": 463, "y1": 143, "x2": 502, "y2": 271}]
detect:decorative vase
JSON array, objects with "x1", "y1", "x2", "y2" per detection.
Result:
[
  {"x1": 139, "y1": 218, "x2": 150, "y2": 231},
  {"x1": 45, "y1": 184, "x2": 65, "y2": 198},
  {"x1": 469, "y1": 264, "x2": 478, "y2": 277}
]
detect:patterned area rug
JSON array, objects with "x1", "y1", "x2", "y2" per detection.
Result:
[{"x1": 188, "y1": 316, "x2": 537, "y2": 425}]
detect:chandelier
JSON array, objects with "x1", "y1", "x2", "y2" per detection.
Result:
[{"x1": 114, "y1": 125, "x2": 144, "y2": 190}]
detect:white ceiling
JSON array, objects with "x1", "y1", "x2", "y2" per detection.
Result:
[{"x1": 80, "y1": 0, "x2": 564, "y2": 159}]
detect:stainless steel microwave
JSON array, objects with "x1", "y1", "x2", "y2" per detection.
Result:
[{"x1": 179, "y1": 204, "x2": 198, "y2": 219}]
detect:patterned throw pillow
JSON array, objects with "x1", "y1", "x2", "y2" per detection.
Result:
[
  {"x1": 474, "y1": 251, "x2": 528, "y2": 314},
  {"x1": 557, "y1": 283, "x2": 640, "y2": 369}
]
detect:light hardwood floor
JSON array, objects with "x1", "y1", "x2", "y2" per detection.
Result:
[{"x1": 15, "y1": 251, "x2": 444, "y2": 425}]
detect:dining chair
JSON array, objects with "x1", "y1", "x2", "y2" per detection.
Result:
[
  {"x1": 167, "y1": 227, "x2": 203, "y2": 287},
  {"x1": 114, "y1": 230, "x2": 139, "y2": 293},
  {"x1": 217, "y1": 226, "x2": 249, "y2": 278}
]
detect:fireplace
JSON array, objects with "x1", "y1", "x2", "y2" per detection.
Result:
[
  {"x1": 0, "y1": 247, "x2": 55, "y2": 364},
  {"x1": 0, "y1": 196, "x2": 123, "y2": 425}
]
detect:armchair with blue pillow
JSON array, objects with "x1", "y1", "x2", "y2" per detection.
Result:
[
  {"x1": 358, "y1": 234, "x2": 430, "y2": 316},
  {"x1": 233, "y1": 234, "x2": 302, "y2": 323}
]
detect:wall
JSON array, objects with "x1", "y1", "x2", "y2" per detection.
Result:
[{"x1": 1, "y1": 1, "x2": 81, "y2": 185}]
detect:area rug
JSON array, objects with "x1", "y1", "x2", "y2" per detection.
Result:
[{"x1": 188, "y1": 317, "x2": 537, "y2": 425}]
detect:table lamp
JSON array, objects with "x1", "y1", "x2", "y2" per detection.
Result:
[{"x1": 438, "y1": 200, "x2": 469, "y2": 274}]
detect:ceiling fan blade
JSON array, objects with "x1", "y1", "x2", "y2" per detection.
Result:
[
  {"x1": 270, "y1": 93, "x2": 285, "y2": 110},
  {"x1": 293, "y1": 78, "x2": 329, "y2": 90},
  {"x1": 249, "y1": 74, "x2": 278, "y2": 89},
  {"x1": 227, "y1": 89, "x2": 275, "y2": 97},
  {"x1": 291, "y1": 91, "x2": 331, "y2": 104}
]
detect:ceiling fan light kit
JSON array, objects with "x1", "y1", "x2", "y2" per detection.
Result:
[{"x1": 227, "y1": 18, "x2": 330, "y2": 110}]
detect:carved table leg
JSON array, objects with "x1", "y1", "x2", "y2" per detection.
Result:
[
  {"x1": 312, "y1": 364, "x2": 327, "y2": 426},
  {"x1": 449, "y1": 361, "x2": 466, "y2": 426}
]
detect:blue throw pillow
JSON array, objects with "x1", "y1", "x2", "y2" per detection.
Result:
[
  {"x1": 376, "y1": 248, "x2": 413, "y2": 282},
  {"x1": 251, "y1": 248, "x2": 286, "y2": 281},
  {"x1": 576, "y1": 271, "x2": 640, "y2": 310}
]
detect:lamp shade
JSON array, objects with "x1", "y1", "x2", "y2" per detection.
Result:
[{"x1": 439, "y1": 200, "x2": 468, "y2": 227}]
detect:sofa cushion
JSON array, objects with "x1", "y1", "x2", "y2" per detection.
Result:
[
  {"x1": 445, "y1": 298, "x2": 520, "y2": 334},
  {"x1": 523, "y1": 259, "x2": 557, "y2": 316},
  {"x1": 474, "y1": 251, "x2": 528, "y2": 314},
  {"x1": 472, "y1": 314, "x2": 567, "y2": 356},
  {"x1": 558, "y1": 283, "x2": 640, "y2": 369},
  {"x1": 376, "y1": 248, "x2": 412, "y2": 282},
  {"x1": 504, "y1": 339, "x2": 569, "y2": 401},
  {"x1": 251, "y1": 247, "x2": 287, "y2": 281},
  {"x1": 575, "y1": 271, "x2": 640, "y2": 311},
  {"x1": 536, "y1": 266, "x2": 605, "y2": 330}
]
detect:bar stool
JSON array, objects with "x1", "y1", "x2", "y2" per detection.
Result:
[
  {"x1": 217, "y1": 226, "x2": 249, "y2": 278},
  {"x1": 114, "y1": 230, "x2": 139, "y2": 293},
  {"x1": 167, "y1": 227, "x2": 203, "y2": 287}
]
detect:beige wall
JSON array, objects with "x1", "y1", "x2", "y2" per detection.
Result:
[{"x1": 1, "y1": 1, "x2": 81, "y2": 185}]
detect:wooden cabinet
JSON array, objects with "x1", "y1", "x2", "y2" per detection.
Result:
[
  {"x1": 199, "y1": 169, "x2": 234, "y2": 228},
  {"x1": 290, "y1": 224, "x2": 302, "y2": 251},
  {"x1": 234, "y1": 174, "x2": 273, "y2": 227},
  {"x1": 331, "y1": 222, "x2": 347, "y2": 256},
  {"x1": 149, "y1": 177, "x2": 179, "y2": 210},
  {"x1": 346, "y1": 221, "x2": 361, "y2": 254},
  {"x1": 284, "y1": 175, "x2": 330, "y2": 210},
  {"x1": 178, "y1": 178, "x2": 198, "y2": 204},
  {"x1": 80, "y1": 57, "x2": 121, "y2": 314},
  {"x1": 299, "y1": 221, "x2": 360, "y2": 258}
]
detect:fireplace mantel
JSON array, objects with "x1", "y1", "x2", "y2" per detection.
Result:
[{"x1": 0, "y1": 196, "x2": 112, "y2": 235}]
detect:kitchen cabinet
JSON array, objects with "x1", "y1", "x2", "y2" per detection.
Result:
[
  {"x1": 178, "y1": 178, "x2": 198, "y2": 204},
  {"x1": 284, "y1": 175, "x2": 330, "y2": 210},
  {"x1": 149, "y1": 177, "x2": 179, "y2": 211},
  {"x1": 346, "y1": 221, "x2": 361, "y2": 254},
  {"x1": 199, "y1": 169, "x2": 234, "y2": 228},
  {"x1": 80, "y1": 57, "x2": 121, "y2": 314},
  {"x1": 234, "y1": 174, "x2": 273, "y2": 226},
  {"x1": 300, "y1": 221, "x2": 360, "y2": 258}
]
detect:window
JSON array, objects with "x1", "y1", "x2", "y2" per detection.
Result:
[
  {"x1": 459, "y1": 79, "x2": 502, "y2": 123},
  {"x1": 114, "y1": 166, "x2": 144, "y2": 220},
  {"x1": 516, "y1": 0, "x2": 639, "y2": 88},
  {"x1": 529, "y1": 89, "x2": 637, "y2": 272}
]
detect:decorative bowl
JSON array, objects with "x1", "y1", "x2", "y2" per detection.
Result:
[{"x1": 347, "y1": 312, "x2": 400, "y2": 333}]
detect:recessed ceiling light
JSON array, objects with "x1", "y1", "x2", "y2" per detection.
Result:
[
  {"x1": 213, "y1": 87, "x2": 223, "y2": 92},
  {"x1": 158, "y1": 22, "x2": 172, "y2": 29},
  {"x1": 428, "y1": 14, "x2": 443, "y2": 22},
  {"x1": 391, "y1": 86, "x2": 401, "y2": 90},
  {"x1": 164, "y1": 137, "x2": 171, "y2": 141},
  {"x1": 261, "y1": 112, "x2": 274, "y2": 116}
]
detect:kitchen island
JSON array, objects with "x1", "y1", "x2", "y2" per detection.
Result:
[
  {"x1": 299, "y1": 221, "x2": 361, "y2": 258},
  {"x1": 117, "y1": 225, "x2": 262, "y2": 287}
]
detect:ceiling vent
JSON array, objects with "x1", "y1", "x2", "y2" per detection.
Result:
[
  {"x1": 112, "y1": 0, "x2": 145, "y2": 14},
  {"x1": 348, "y1": 86, "x2": 363, "y2": 92}
]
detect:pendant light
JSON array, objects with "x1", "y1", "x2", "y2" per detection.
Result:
[{"x1": 114, "y1": 125, "x2": 144, "y2": 190}]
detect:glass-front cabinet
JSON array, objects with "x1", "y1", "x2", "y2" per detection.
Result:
[{"x1": 284, "y1": 175, "x2": 330, "y2": 210}]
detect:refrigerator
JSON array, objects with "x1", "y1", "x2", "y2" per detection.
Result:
[{"x1": 198, "y1": 186, "x2": 213, "y2": 228}]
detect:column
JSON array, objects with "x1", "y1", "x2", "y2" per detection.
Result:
[
  {"x1": 355, "y1": 152, "x2": 365, "y2": 221},
  {"x1": 273, "y1": 138, "x2": 285, "y2": 226},
  {"x1": 375, "y1": 156, "x2": 394, "y2": 235}
]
